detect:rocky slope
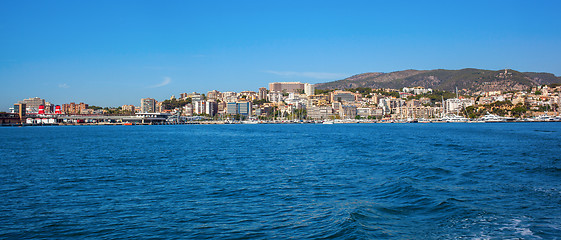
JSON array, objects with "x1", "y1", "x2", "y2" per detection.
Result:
[{"x1": 316, "y1": 68, "x2": 561, "y2": 93}]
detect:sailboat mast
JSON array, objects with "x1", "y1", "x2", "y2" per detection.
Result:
[
  {"x1": 442, "y1": 96, "x2": 445, "y2": 117},
  {"x1": 456, "y1": 87, "x2": 460, "y2": 115}
]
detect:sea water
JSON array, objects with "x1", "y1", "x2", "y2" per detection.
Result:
[{"x1": 1, "y1": 123, "x2": 560, "y2": 239}]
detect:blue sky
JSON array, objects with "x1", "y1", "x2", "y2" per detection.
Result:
[{"x1": 1, "y1": 0, "x2": 560, "y2": 110}]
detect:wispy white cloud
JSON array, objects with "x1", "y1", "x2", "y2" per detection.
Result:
[
  {"x1": 58, "y1": 83, "x2": 70, "y2": 89},
  {"x1": 264, "y1": 71, "x2": 347, "y2": 79},
  {"x1": 148, "y1": 77, "x2": 171, "y2": 88}
]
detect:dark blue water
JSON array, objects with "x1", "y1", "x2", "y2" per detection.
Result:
[{"x1": 1, "y1": 123, "x2": 561, "y2": 239}]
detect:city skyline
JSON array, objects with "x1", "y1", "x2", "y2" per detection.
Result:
[{"x1": 2, "y1": 0, "x2": 561, "y2": 111}]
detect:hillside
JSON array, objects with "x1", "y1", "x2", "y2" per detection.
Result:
[{"x1": 316, "y1": 68, "x2": 561, "y2": 93}]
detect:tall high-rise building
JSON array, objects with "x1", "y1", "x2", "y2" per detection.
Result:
[
  {"x1": 13, "y1": 103, "x2": 26, "y2": 120},
  {"x1": 258, "y1": 87, "x2": 267, "y2": 100},
  {"x1": 193, "y1": 101, "x2": 206, "y2": 115},
  {"x1": 141, "y1": 98, "x2": 157, "y2": 113},
  {"x1": 304, "y1": 83, "x2": 315, "y2": 96},
  {"x1": 444, "y1": 98, "x2": 474, "y2": 114},
  {"x1": 205, "y1": 100, "x2": 218, "y2": 117}
]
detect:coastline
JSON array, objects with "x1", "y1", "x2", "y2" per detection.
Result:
[{"x1": 3, "y1": 119, "x2": 561, "y2": 127}]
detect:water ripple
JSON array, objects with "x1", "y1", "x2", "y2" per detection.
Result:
[{"x1": 1, "y1": 123, "x2": 560, "y2": 239}]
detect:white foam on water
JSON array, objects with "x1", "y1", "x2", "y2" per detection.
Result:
[
  {"x1": 498, "y1": 218, "x2": 541, "y2": 239},
  {"x1": 471, "y1": 236, "x2": 491, "y2": 240}
]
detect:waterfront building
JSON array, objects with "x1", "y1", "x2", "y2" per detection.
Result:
[
  {"x1": 224, "y1": 101, "x2": 252, "y2": 117},
  {"x1": 307, "y1": 106, "x2": 334, "y2": 120},
  {"x1": 269, "y1": 82, "x2": 305, "y2": 93},
  {"x1": 217, "y1": 101, "x2": 226, "y2": 115},
  {"x1": 205, "y1": 100, "x2": 218, "y2": 117},
  {"x1": 237, "y1": 101, "x2": 252, "y2": 117},
  {"x1": 357, "y1": 107, "x2": 370, "y2": 118},
  {"x1": 135, "y1": 112, "x2": 171, "y2": 124},
  {"x1": 13, "y1": 103, "x2": 26, "y2": 121},
  {"x1": 226, "y1": 102, "x2": 238, "y2": 115},
  {"x1": 339, "y1": 105, "x2": 357, "y2": 119},
  {"x1": 444, "y1": 98, "x2": 475, "y2": 114},
  {"x1": 394, "y1": 106, "x2": 440, "y2": 119},
  {"x1": 193, "y1": 101, "x2": 206, "y2": 115},
  {"x1": 0, "y1": 113, "x2": 20, "y2": 125},
  {"x1": 256, "y1": 106, "x2": 272, "y2": 116},
  {"x1": 304, "y1": 83, "x2": 315, "y2": 96},
  {"x1": 371, "y1": 107, "x2": 384, "y2": 117},
  {"x1": 18, "y1": 97, "x2": 46, "y2": 113},
  {"x1": 183, "y1": 103, "x2": 193, "y2": 116},
  {"x1": 193, "y1": 100, "x2": 218, "y2": 116},
  {"x1": 141, "y1": 98, "x2": 157, "y2": 113}
]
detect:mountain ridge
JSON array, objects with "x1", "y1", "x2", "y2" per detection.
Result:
[{"x1": 316, "y1": 68, "x2": 561, "y2": 93}]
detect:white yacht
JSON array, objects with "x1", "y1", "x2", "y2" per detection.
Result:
[
  {"x1": 241, "y1": 120, "x2": 259, "y2": 124},
  {"x1": 480, "y1": 114, "x2": 505, "y2": 122},
  {"x1": 536, "y1": 114, "x2": 554, "y2": 122},
  {"x1": 441, "y1": 114, "x2": 468, "y2": 122}
]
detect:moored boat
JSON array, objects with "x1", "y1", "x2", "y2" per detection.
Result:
[{"x1": 441, "y1": 114, "x2": 468, "y2": 122}]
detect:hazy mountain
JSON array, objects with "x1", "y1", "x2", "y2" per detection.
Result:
[{"x1": 316, "y1": 68, "x2": 561, "y2": 93}]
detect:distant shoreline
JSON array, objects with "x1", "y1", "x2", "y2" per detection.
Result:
[{"x1": 3, "y1": 120, "x2": 561, "y2": 127}]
